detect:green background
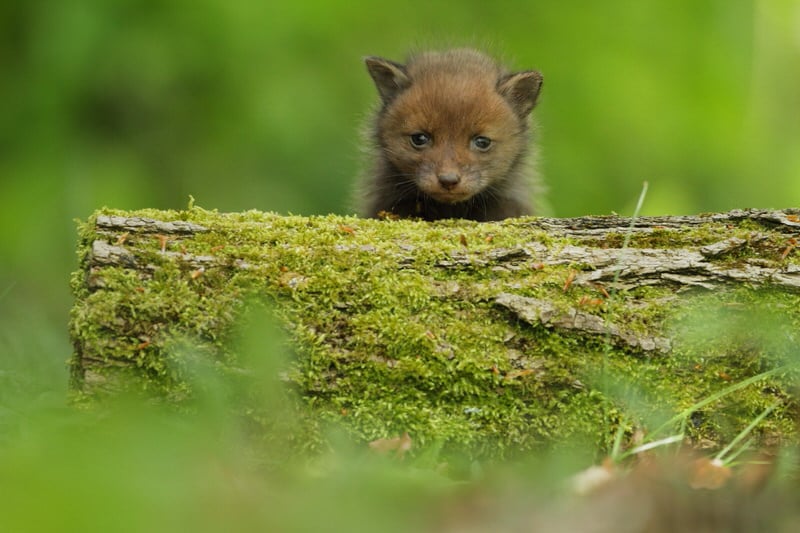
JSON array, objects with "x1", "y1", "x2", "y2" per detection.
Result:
[
  {"x1": 1, "y1": 1, "x2": 799, "y2": 528},
  {"x1": 2, "y1": 0, "x2": 799, "y2": 409}
]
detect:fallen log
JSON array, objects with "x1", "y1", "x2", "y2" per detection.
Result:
[{"x1": 70, "y1": 207, "x2": 800, "y2": 457}]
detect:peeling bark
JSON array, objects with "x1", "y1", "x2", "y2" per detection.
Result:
[
  {"x1": 69, "y1": 207, "x2": 800, "y2": 453},
  {"x1": 78, "y1": 208, "x2": 800, "y2": 368},
  {"x1": 495, "y1": 293, "x2": 672, "y2": 353}
]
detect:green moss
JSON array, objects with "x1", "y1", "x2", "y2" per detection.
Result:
[{"x1": 69, "y1": 207, "x2": 800, "y2": 460}]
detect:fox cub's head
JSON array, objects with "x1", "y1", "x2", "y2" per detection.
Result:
[{"x1": 365, "y1": 49, "x2": 542, "y2": 204}]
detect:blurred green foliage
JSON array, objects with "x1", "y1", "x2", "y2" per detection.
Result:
[
  {"x1": 2, "y1": 0, "x2": 799, "y2": 309},
  {"x1": 1, "y1": 2, "x2": 799, "y2": 528}
]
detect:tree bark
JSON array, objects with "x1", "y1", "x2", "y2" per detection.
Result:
[{"x1": 70, "y1": 208, "x2": 800, "y2": 455}]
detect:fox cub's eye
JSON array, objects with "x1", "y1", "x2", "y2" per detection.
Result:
[
  {"x1": 409, "y1": 132, "x2": 432, "y2": 148},
  {"x1": 472, "y1": 136, "x2": 492, "y2": 151}
]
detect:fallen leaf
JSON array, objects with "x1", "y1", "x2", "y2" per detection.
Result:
[
  {"x1": 780, "y1": 238, "x2": 797, "y2": 259},
  {"x1": 736, "y1": 454, "x2": 775, "y2": 494},
  {"x1": 594, "y1": 284, "x2": 610, "y2": 298},
  {"x1": 571, "y1": 458, "x2": 617, "y2": 495},
  {"x1": 689, "y1": 457, "x2": 731, "y2": 490},
  {"x1": 563, "y1": 270, "x2": 577, "y2": 292}
]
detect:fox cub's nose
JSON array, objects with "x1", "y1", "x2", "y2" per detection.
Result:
[{"x1": 437, "y1": 173, "x2": 461, "y2": 190}]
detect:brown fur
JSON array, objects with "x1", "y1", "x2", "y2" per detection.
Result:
[{"x1": 359, "y1": 49, "x2": 543, "y2": 221}]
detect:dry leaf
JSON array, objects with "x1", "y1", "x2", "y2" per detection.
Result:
[
  {"x1": 689, "y1": 457, "x2": 732, "y2": 490},
  {"x1": 563, "y1": 270, "x2": 577, "y2": 292},
  {"x1": 780, "y1": 238, "x2": 797, "y2": 259},
  {"x1": 736, "y1": 455, "x2": 775, "y2": 494},
  {"x1": 571, "y1": 458, "x2": 617, "y2": 495}
]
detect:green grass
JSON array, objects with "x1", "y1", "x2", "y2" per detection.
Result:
[
  {"x1": 4, "y1": 305, "x2": 800, "y2": 532},
  {"x1": 4, "y1": 276, "x2": 800, "y2": 531}
]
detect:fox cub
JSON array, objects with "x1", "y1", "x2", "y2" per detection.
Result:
[{"x1": 359, "y1": 49, "x2": 543, "y2": 221}]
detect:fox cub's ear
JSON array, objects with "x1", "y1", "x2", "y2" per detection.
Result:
[
  {"x1": 365, "y1": 56, "x2": 411, "y2": 104},
  {"x1": 497, "y1": 70, "x2": 543, "y2": 117}
]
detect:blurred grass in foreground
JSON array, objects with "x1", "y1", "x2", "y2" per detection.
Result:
[
  {"x1": 0, "y1": 304, "x2": 441, "y2": 532},
  {"x1": 3, "y1": 296, "x2": 800, "y2": 532}
]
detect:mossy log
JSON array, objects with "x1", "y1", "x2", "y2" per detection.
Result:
[{"x1": 70, "y1": 207, "x2": 800, "y2": 458}]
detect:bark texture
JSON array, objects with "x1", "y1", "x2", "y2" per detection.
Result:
[{"x1": 69, "y1": 208, "x2": 800, "y2": 456}]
